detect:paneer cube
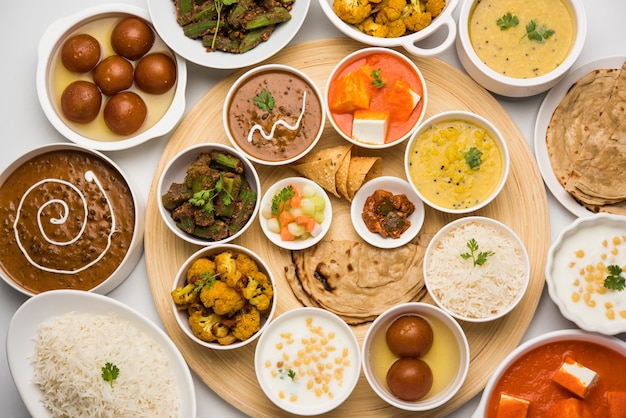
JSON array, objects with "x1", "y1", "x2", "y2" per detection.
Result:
[
  {"x1": 385, "y1": 79, "x2": 422, "y2": 121},
  {"x1": 552, "y1": 357, "x2": 599, "y2": 398},
  {"x1": 495, "y1": 393, "x2": 529, "y2": 418},
  {"x1": 607, "y1": 391, "x2": 626, "y2": 418},
  {"x1": 329, "y1": 70, "x2": 371, "y2": 113},
  {"x1": 352, "y1": 110, "x2": 389, "y2": 144},
  {"x1": 546, "y1": 398, "x2": 592, "y2": 418}
]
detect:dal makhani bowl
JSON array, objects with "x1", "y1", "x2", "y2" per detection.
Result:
[
  {"x1": 223, "y1": 64, "x2": 325, "y2": 166},
  {"x1": 0, "y1": 143, "x2": 144, "y2": 297},
  {"x1": 404, "y1": 110, "x2": 509, "y2": 214},
  {"x1": 325, "y1": 47, "x2": 427, "y2": 149},
  {"x1": 456, "y1": 0, "x2": 586, "y2": 97}
]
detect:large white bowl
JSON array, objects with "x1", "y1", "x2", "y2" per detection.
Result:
[
  {"x1": 36, "y1": 3, "x2": 187, "y2": 151},
  {"x1": 147, "y1": 0, "x2": 310, "y2": 69},
  {"x1": 456, "y1": 0, "x2": 587, "y2": 97},
  {"x1": 6, "y1": 289, "x2": 197, "y2": 418},
  {"x1": 319, "y1": 0, "x2": 460, "y2": 57},
  {"x1": 0, "y1": 143, "x2": 144, "y2": 297},
  {"x1": 546, "y1": 213, "x2": 626, "y2": 335},
  {"x1": 362, "y1": 302, "x2": 469, "y2": 411},
  {"x1": 472, "y1": 329, "x2": 626, "y2": 417}
]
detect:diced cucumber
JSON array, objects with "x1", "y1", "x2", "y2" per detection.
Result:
[
  {"x1": 287, "y1": 222, "x2": 306, "y2": 237},
  {"x1": 261, "y1": 204, "x2": 273, "y2": 219},
  {"x1": 300, "y1": 198, "x2": 316, "y2": 216},
  {"x1": 301, "y1": 183, "x2": 316, "y2": 197},
  {"x1": 266, "y1": 217, "x2": 281, "y2": 234},
  {"x1": 312, "y1": 194, "x2": 326, "y2": 211},
  {"x1": 314, "y1": 211, "x2": 325, "y2": 224}
]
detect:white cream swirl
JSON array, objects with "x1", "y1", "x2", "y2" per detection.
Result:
[
  {"x1": 247, "y1": 91, "x2": 307, "y2": 142},
  {"x1": 13, "y1": 170, "x2": 117, "y2": 274}
]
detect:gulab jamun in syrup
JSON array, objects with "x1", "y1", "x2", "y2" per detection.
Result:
[
  {"x1": 61, "y1": 34, "x2": 101, "y2": 73},
  {"x1": 110, "y1": 17, "x2": 155, "y2": 60},
  {"x1": 386, "y1": 315, "x2": 434, "y2": 358},
  {"x1": 134, "y1": 53, "x2": 177, "y2": 94},
  {"x1": 103, "y1": 91, "x2": 147, "y2": 135},
  {"x1": 60, "y1": 80, "x2": 102, "y2": 123},
  {"x1": 92, "y1": 55, "x2": 134, "y2": 96}
]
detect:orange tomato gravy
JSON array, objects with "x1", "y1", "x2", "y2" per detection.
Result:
[
  {"x1": 327, "y1": 52, "x2": 425, "y2": 143},
  {"x1": 486, "y1": 340, "x2": 626, "y2": 417}
]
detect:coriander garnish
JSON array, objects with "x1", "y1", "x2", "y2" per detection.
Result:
[
  {"x1": 496, "y1": 12, "x2": 519, "y2": 30},
  {"x1": 370, "y1": 68, "x2": 384, "y2": 88},
  {"x1": 271, "y1": 185, "x2": 295, "y2": 216},
  {"x1": 464, "y1": 147, "x2": 483, "y2": 170},
  {"x1": 523, "y1": 19, "x2": 555, "y2": 43},
  {"x1": 101, "y1": 362, "x2": 119, "y2": 388},
  {"x1": 604, "y1": 265, "x2": 626, "y2": 291},
  {"x1": 253, "y1": 88, "x2": 275, "y2": 111},
  {"x1": 461, "y1": 238, "x2": 495, "y2": 267}
]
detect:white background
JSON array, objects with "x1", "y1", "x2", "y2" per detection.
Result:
[{"x1": 1, "y1": 0, "x2": 625, "y2": 416}]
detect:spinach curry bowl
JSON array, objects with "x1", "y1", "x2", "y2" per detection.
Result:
[{"x1": 223, "y1": 64, "x2": 325, "y2": 166}]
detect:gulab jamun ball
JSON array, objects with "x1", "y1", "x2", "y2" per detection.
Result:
[
  {"x1": 103, "y1": 91, "x2": 147, "y2": 135},
  {"x1": 386, "y1": 315, "x2": 434, "y2": 358},
  {"x1": 61, "y1": 80, "x2": 102, "y2": 123},
  {"x1": 386, "y1": 358, "x2": 434, "y2": 401},
  {"x1": 92, "y1": 55, "x2": 134, "y2": 95},
  {"x1": 111, "y1": 16, "x2": 155, "y2": 60},
  {"x1": 134, "y1": 53, "x2": 177, "y2": 94},
  {"x1": 61, "y1": 33, "x2": 101, "y2": 73}
]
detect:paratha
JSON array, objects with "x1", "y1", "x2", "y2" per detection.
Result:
[
  {"x1": 284, "y1": 240, "x2": 427, "y2": 324},
  {"x1": 546, "y1": 60, "x2": 626, "y2": 213}
]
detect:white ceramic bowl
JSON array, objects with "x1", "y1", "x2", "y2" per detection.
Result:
[
  {"x1": 362, "y1": 302, "x2": 469, "y2": 411},
  {"x1": 472, "y1": 329, "x2": 626, "y2": 418},
  {"x1": 404, "y1": 110, "x2": 510, "y2": 214},
  {"x1": 157, "y1": 143, "x2": 261, "y2": 246},
  {"x1": 36, "y1": 4, "x2": 187, "y2": 151},
  {"x1": 350, "y1": 176, "x2": 425, "y2": 249},
  {"x1": 319, "y1": 0, "x2": 460, "y2": 57},
  {"x1": 546, "y1": 213, "x2": 626, "y2": 335},
  {"x1": 172, "y1": 244, "x2": 277, "y2": 350},
  {"x1": 259, "y1": 177, "x2": 332, "y2": 251},
  {"x1": 0, "y1": 143, "x2": 144, "y2": 297},
  {"x1": 325, "y1": 47, "x2": 428, "y2": 149},
  {"x1": 456, "y1": 0, "x2": 587, "y2": 97},
  {"x1": 6, "y1": 289, "x2": 196, "y2": 418},
  {"x1": 424, "y1": 216, "x2": 530, "y2": 322},
  {"x1": 223, "y1": 64, "x2": 325, "y2": 166},
  {"x1": 254, "y1": 307, "x2": 361, "y2": 415},
  {"x1": 147, "y1": 0, "x2": 310, "y2": 69}
]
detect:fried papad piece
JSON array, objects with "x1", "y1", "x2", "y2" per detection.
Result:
[
  {"x1": 291, "y1": 144, "x2": 352, "y2": 198},
  {"x1": 335, "y1": 147, "x2": 352, "y2": 200},
  {"x1": 284, "y1": 240, "x2": 426, "y2": 324},
  {"x1": 346, "y1": 156, "x2": 383, "y2": 200},
  {"x1": 565, "y1": 61, "x2": 626, "y2": 206},
  {"x1": 546, "y1": 67, "x2": 620, "y2": 187}
]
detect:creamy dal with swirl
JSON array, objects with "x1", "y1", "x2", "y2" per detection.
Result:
[
  {"x1": 0, "y1": 149, "x2": 136, "y2": 294},
  {"x1": 469, "y1": 0, "x2": 575, "y2": 78}
]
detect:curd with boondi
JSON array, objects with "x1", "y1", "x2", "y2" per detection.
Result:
[{"x1": 469, "y1": 0, "x2": 575, "y2": 78}]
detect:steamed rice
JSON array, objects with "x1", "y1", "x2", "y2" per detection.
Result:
[{"x1": 31, "y1": 311, "x2": 181, "y2": 418}]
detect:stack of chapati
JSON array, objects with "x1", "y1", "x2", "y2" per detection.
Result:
[
  {"x1": 546, "y1": 60, "x2": 626, "y2": 214},
  {"x1": 284, "y1": 240, "x2": 427, "y2": 324}
]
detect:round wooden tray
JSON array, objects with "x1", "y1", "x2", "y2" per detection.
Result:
[{"x1": 145, "y1": 38, "x2": 550, "y2": 417}]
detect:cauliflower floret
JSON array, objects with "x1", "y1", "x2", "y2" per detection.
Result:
[
  {"x1": 188, "y1": 311, "x2": 236, "y2": 345},
  {"x1": 235, "y1": 253, "x2": 259, "y2": 276},
  {"x1": 374, "y1": 12, "x2": 407, "y2": 37},
  {"x1": 425, "y1": 0, "x2": 445, "y2": 17},
  {"x1": 200, "y1": 280, "x2": 246, "y2": 316},
  {"x1": 171, "y1": 282, "x2": 200, "y2": 307},
  {"x1": 231, "y1": 305, "x2": 261, "y2": 342},
  {"x1": 186, "y1": 257, "x2": 216, "y2": 282},
  {"x1": 404, "y1": 9, "x2": 432, "y2": 32},
  {"x1": 333, "y1": 0, "x2": 372, "y2": 25},
  {"x1": 214, "y1": 251, "x2": 242, "y2": 288},
  {"x1": 376, "y1": 0, "x2": 407, "y2": 22},
  {"x1": 358, "y1": 16, "x2": 389, "y2": 37},
  {"x1": 241, "y1": 270, "x2": 274, "y2": 312}
]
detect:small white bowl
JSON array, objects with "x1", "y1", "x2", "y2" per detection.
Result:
[
  {"x1": 254, "y1": 307, "x2": 361, "y2": 415},
  {"x1": 319, "y1": 0, "x2": 460, "y2": 57},
  {"x1": 350, "y1": 176, "x2": 425, "y2": 249},
  {"x1": 157, "y1": 143, "x2": 260, "y2": 246},
  {"x1": 147, "y1": 0, "x2": 310, "y2": 69},
  {"x1": 472, "y1": 329, "x2": 626, "y2": 417},
  {"x1": 6, "y1": 289, "x2": 197, "y2": 418},
  {"x1": 546, "y1": 213, "x2": 626, "y2": 335},
  {"x1": 456, "y1": 0, "x2": 587, "y2": 97},
  {"x1": 223, "y1": 64, "x2": 325, "y2": 166},
  {"x1": 171, "y1": 244, "x2": 277, "y2": 350},
  {"x1": 36, "y1": 3, "x2": 187, "y2": 151},
  {"x1": 362, "y1": 302, "x2": 469, "y2": 411},
  {"x1": 259, "y1": 177, "x2": 332, "y2": 251},
  {"x1": 404, "y1": 110, "x2": 510, "y2": 214},
  {"x1": 424, "y1": 216, "x2": 530, "y2": 322},
  {"x1": 0, "y1": 143, "x2": 144, "y2": 297},
  {"x1": 325, "y1": 47, "x2": 428, "y2": 149}
]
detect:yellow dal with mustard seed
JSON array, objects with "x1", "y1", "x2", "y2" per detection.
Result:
[
  {"x1": 469, "y1": 0, "x2": 575, "y2": 78},
  {"x1": 408, "y1": 119, "x2": 503, "y2": 210}
]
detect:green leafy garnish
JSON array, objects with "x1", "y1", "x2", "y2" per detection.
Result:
[
  {"x1": 278, "y1": 368, "x2": 297, "y2": 381},
  {"x1": 370, "y1": 68, "x2": 384, "y2": 88},
  {"x1": 271, "y1": 185, "x2": 295, "y2": 216},
  {"x1": 523, "y1": 19, "x2": 555, "y2": 43},
  {"x1": 253, "y1": 88, "x2": 275, "y2": 112},
  {"x1": 461, "y1": 238, "x2": 495, "y2": 267},
  {"x1": 188, "y1": 173, "x2": 234, "y2": 216},
  {"x1": 210, "y1": 0, "x2": 238, "y2": 49},
  {"x1": 464, "y1": 147, "x2": 483, "y2": 170},
  {"x1": 194, "y1": 272, "x2": 218, "y2": 293},
  {"x1": 287, "y1": 369, "x2": 296, "y2": 381},
  {"x1": 101, "y1": 362, "x2": 119, "y2": 388},
  {"x1": 496, "y1": 12, "x2": 519, "y2": 30},
  {"x1": 604, "y1": 265, "x2": 626, "y2": 291}
]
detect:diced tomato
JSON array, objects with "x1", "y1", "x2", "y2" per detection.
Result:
[
  {"x1": 280, "y1": 225, "x2": 295, "y2": 241},
  {"x1": 304, "y1": 217, "x2": 317, "y2": 233},
  {"x1": 279, "y1": 210, "x2": 294, "y2": 226},
  {"x1": 290, "y1": 192, "x2": 302, "y2": 208}
]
